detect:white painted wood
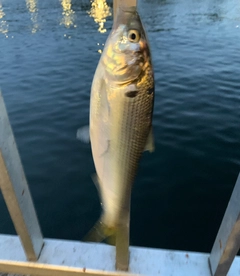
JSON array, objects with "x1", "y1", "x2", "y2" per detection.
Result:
[
  {"x1": 116, "y1": 223, "x2": 130, "y2": 271},
  {"x1": 113, "y1": 0, "x2": 138, "y2": 20},
  {"x1": 1, "y1": 234, "x2": 240, "y2": 275},
  {"x1": 113, "y1": 0, "x2": 119, "y2": 19},
  {"x1": 111, "y1": 1, "x2": 139, "y2": 269},
  {"x1": 0, "y1": 92, "x2": 44, "y2": 261},
  {"x1": 0, "y1": 273, "x2": 25, "y2": 276},
  {"x1": 209, "y1": 173, "x2": 240, "y2": 276}
]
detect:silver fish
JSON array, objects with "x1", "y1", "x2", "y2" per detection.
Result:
[{"x1": 85, "y1": 5, "x2": 154, "y2": 242}]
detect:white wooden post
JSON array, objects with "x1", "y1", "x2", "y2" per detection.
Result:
[
  {"x1": 209, "y1": 172, "x2": 240, "y2": 276},
  {"x1": 113, "y1": 0, "x2": 138, "y2": 20},
  {"x1": 112, "y1": 0, "x2": 137, "y2": 271},
  {"x1": 113, "y1": 0, "x2": 119, "y2": 19},
  {"x1": 0, "y1": 91, "x2": 44, "y2": 261},
  {"x1": 115, "y1": 207, "x2": 130, "y2": 271}
]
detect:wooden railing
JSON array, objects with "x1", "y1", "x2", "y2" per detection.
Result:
[
  {"x1": 1, "y1": 87, "x2": 240, "y2": 276},
  {"x1": 0, "y1": 1, "x2": 240, "y2": 272}
]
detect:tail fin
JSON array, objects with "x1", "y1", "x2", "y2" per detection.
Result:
[{"x1": 83, "y1": 219, "x2": 117, "y2": 245}]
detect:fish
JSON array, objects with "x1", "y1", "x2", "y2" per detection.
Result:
[{"x1": 84, "y1": 5, "x2": 154, "y2": 243}]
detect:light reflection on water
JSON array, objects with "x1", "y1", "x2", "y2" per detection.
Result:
[
  {"x1": 0, "y1": 0, "x2": 112, "y2": 36},
  {"x1": 26, "y1": 0, "x2": 38, "y2": 33},
  {"x1": 0, "y1": 2, "x2": 8, "y2": 37},
  {"x1": 88, "y1": 0, "x2": 111, "y2": 33},
  {"x1": 60, "y1": 0, "x2": 76, "y2": 29}
]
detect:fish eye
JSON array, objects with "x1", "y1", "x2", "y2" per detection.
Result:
[{"x1": 127, "y1": 29, "x2": 141, "y2": 43}]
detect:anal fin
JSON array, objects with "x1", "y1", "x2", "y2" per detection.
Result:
[
  {"x1": 83, "y1": 219, "x2": 116, "y2": 245},
  {"x1": 144, "y1": 126, "x2": 155, "y2": 152},
  {"x1": 76, "y1": 126, "x2": 90, "y2": 143}
]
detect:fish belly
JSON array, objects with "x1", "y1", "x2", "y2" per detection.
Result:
[{"x1": 90, "y1": 72, "x2": 153, "y2": 227}]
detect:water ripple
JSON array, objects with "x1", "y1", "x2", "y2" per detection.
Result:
[{"x1": 0, "y1": 0, "x2": 240, "y2": 253}]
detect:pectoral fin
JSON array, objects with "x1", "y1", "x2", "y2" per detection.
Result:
[
  {"x1": 144, "y1": 127, "x2": 154, "y2": 152},
  {"x1": 92, "y1": 173, "x2": 101, "y2": 194},
  {"x1": 76, "y1": 126, "x2": 90, "y2": 143}
]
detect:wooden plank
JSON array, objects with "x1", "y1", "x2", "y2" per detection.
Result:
[
  {"x1": 0, "y1": 234, "x2": 221, "y2": 276},
  {"x1": 115, "y1": 223, "x2": 130, "y2": 271},
  {"x1": 113, "y1": 0, "x2": 138, "y2": 19},
  {"x1": 0, "y1": 261, "x2": 136, "y2": 276},
  {"x1": 113, "y1": 0, "x2": 119, "y2": 19},
  {"x1": 115, "y1": 192, "x2": 130, "y2": 270},
  {"x1": 0, "y1": 92, "x2": 44, "y2": 261},
  {"x1": 112, "y1": 0, "x2": 139, "y2": 270},
  {"x1": 209, "y1": 173, "x2": 240, "y2": 276}
]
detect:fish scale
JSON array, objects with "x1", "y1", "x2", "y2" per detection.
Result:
[
  {"x1": 100, "y1": 76, "x2": 153, "y2": 226},
  {"x1": 85, "y1": 6, "x2": 154, "y2": 242}
]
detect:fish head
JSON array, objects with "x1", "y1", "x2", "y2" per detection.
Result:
[{"x1": 102, "y1": 7, "x2": 151, "y2": 84}]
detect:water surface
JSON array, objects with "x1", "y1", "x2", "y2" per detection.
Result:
[{"x1": 0, "y1": 0, "x2": 240, "y2": 253}]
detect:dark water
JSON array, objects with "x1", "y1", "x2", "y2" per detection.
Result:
[{"x1": 0, "y1": 0, "x2": 240, "y2": 253}]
